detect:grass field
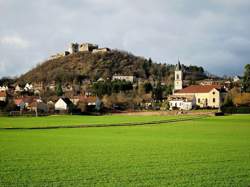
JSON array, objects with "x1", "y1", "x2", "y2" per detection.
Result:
[
  {"x1": 0, "y1": 115, "x2": 191, "y2": 128},
  {"x1": 0, "y1": 115, "x2": 250, "y2": 186}
]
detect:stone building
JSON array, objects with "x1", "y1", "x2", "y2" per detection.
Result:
[
  {"x1": 68, "y1": 43, "x2": 79, "y2": 54},
  {"x1": 79, "y1": 43, "x2": 98, "y2": 52},
  {"x1": 92, "y1": 48, "x2": 110, "y2": 53}
]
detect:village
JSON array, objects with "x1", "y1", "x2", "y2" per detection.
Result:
[{"x1": 0, "y1": 47, "x2": 247, "y2": 116}]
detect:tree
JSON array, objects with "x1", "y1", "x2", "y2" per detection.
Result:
[
  {"x1": 163, "y1": 85, "x2": 173, "y2": 97},
  {"x1": 223, "y1": 94, "x2": 234, "y2": 107},
  {"x1": 152, "y1": 82, "x2": 163, "y2": 101},
  {"x1": 56, "y1": 81, "x2": 63, "y2": 96},
  {"x1": 143, "y1": 82, "x2": 153, "y2": 93},
  {"x1": 243, "y1": 64, "x2": 250, "y2": 92},
  {"x1": 234, "y1": 93, "x2": 250, "y2": 106}
]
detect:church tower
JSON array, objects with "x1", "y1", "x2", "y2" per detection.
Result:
[{"x1": 174, "y1": 60, "x2": 183, "y2": 91}]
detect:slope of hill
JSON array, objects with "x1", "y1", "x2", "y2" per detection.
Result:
[{"x1": 18, "y1": 50, "x2": 206, "y2": 84}]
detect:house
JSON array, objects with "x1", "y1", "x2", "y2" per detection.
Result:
[
  {"x1": 48, "y1": 81, "x2": 56, "y2": 91},
  {"x1": 24, "y1": 83, "x2": 33, "y2": 92},
  {"x1": 15, "y1": 85, "x2": 23, "y2": 92},
  {"x1": 0, "y1": 91, "x2": 7, "y2": 102},
  {"x1": 55, "y1": 98, "x2": 74, "y2": 111},
  {"x1": 33, "y1": 82, "x2": 44, "y2": 91},
  {"x1": 0, "y1": 86, "x2": 8, "y2": 92},
  {"x1": 14, "y1": 98, "x2": 25, "y2": 110},
  {"x1": 168, "y1": 95, "x2": 195, "y2": 110},
  {"x1": 70, "y1": 96, "x2": 97, "y2": 106},
  {"x1": 85, "y1": 96, "x2": 97, "y2": 106},
  {"x1": 30, "y1": 101, "x2": 48, "y2": 113},
  {"x1": 233, "y1": 76, "x2": 242, "y2": 82},
  {"x1": 112, "y1": 75, "x2": 135, "y2": 83}
]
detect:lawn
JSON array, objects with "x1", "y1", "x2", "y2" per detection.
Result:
[
  {"x1": 0, "y1": 115, "x2": 191, "y2": 128},
  {"x1": 0, "y1": 115, "x2": 250, "y2": 186}
]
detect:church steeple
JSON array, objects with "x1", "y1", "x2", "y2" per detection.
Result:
[
  {"x1": 174, "y1": 59, "x2": 183, "y2": 91},
  {"x1": 176, "y1": 59, "x2": 181, "y2": 71}
]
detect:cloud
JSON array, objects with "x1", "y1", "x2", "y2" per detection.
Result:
[
  {"x1": 0, "y1": 35, "x2": 30, "y2": 48},
  {"x1": 0, "y1": 0, "x2": 249, "y2": 77}
]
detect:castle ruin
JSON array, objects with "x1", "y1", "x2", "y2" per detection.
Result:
[{"x1": 49, "y1": 42, "x2": 109, "y2": 60}]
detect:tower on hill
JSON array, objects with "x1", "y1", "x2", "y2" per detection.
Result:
[{"x1": 174, "y1": 60, "x2": 183, "y2": 91}]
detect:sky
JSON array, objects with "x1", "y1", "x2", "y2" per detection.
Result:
[{"x1": 0, "y1": 0, "x2": 250, "y2": 78}]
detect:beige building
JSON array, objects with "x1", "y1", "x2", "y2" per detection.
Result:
[
  {"x1": 169, "y1": 60, "x2": 226, "y2": 109},
  {"x1": 174, "y1": 85, "x2": 225, "y2": 108}
]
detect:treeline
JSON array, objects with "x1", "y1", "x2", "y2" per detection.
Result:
[{"x1": 93, "y1": 80, "x2": 133, "y2": 96}]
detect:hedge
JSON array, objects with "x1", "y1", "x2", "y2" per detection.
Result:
[{"x1": 221, "y1": 106, "x2": 250, "y2": 114}]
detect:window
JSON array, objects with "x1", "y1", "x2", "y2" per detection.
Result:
[
  {"x1": 176, "y1": 74, "x2": 179, "y2": 80},
  {"x1": 213, "y1": 98, "x2": 216, "y2": 103},
  {"x1": 198, "y1": 98, "x2": 200, "y2": 103},
  {"x1": 212, "y1": 92, "x2": 215, "y2": 95}
]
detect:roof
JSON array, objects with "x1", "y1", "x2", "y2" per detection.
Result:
[
  {"x1": 84, "y1": 96, "x2": 97, "y2": 103},
  {"x1": 176, "y1": 85, "x2": 221, "y2": 94},
  {"x1": 168, "y1": 95, "x2": 194, "y2": 102},
  {"x1": 61, "y1": 98, "x2": 73, "y2": 105},
  {"x1": 0, "y1": 91, "x2": 7, "y2": 97}
]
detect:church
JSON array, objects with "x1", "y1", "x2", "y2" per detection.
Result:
[{"x1": 168, "y1": 61, "x2": 226, "y2": 110}]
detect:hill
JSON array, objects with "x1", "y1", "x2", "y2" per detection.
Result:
[{"x1": 18, "y1": 49, "x2": 207, "y2": 84}]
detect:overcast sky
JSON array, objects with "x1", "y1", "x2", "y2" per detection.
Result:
[{"x1": 0, "y1": 0, "x2": 249, "y2": 78}]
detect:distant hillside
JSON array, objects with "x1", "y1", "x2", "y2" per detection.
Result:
[{"x1": 18, "y1": 50, "x2": 207, "y2": 84}]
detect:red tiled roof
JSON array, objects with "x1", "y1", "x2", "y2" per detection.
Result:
[
  {"x1": 176, "y1": 85, "x2": 221, "y2": 94},
  {"x1": 14, "y1": 99, "x2": 24, "y2": 105},
  {"x1": 84, "y1": 96, "x2": 97, "y2": 103},
  {"x1": 0, "y1": 91, "x2": 7, "y2": 97},
  {"x1": 72, "y1": 96, "x2": 97, "y2": 103}
]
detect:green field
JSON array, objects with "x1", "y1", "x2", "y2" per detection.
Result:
[
  {"x1": 0, "y1": 115, "x2": 250, "y2": 186},
  {"x1": 0, "y1": 115, "x2": 190, "y2": 128}
]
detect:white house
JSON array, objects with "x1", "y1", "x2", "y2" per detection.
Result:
[
  {"x1": 55, "y1": 98, "x2": 73, "y2": 111},
  {"x1": 233, "y1": 76, "x2": 241, "y2": 82},
  {"x1": 15, "y1": 85, "x2": 23, "y2": 92},
  {"x1": 0, "y1": 86, "x2": 8, "y2": 92},
  {"x1": 112, "y1": 75, "x2": 135, "y2": 83},
  {"x1": 24, "y1": 83, "x2": 33, "y2": 92},
  {"x1": 168, "y1": 95, "x2": 195, "y2": 110}
]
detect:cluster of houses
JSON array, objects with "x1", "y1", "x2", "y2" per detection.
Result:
[
  {"x1": 0, "y1": 59, "x2": 244, "y2": 115},
  {"x1": 50, "y1": 42, "x2": 111, "y2": 60},
  {"x1": 4, "y1": 95, "x2": 98, "y2": 114}
]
